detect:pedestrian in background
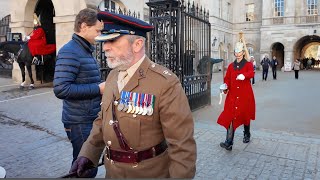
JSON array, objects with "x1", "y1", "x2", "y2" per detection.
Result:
[
  {"x1": 217, "y1": 40, "x2": 256, "y2": 151},
  {"x1": 70, "y1": 11, "x2": 196, "y2": 178},
  {"x1": 271, "y1": 56, "x2": 278, "y2": 80},
  {"x1": 261, "y1": 55, "x2": 270, "y2": 81},
  {"x1": 293, "y1": 59, "x2": 301, "y2": 79},
  {"x1": 250, "y1": 56, "x2": 256, "y2": 85},
  {"x1": 53, "y1": 8, "x2": 105, "y2": 178}
]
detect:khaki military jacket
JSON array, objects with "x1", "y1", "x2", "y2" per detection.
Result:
[{"x1": 79, "y1": 57, "x2": 196, "y2": 178}]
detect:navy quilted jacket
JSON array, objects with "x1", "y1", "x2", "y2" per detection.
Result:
[{"x1": 53, "y1": 34, "x2": 102, "y2": 125}]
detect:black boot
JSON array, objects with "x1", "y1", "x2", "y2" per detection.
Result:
[
  {"x1": 220, "y1": 140, "x2": 233, "y2": 151},
  {"x1": 220, "y1": 124, "x2": 234, "y2": 151},
  {"x1": 243, "y1": 124, "x2": 251, "y2": 143}
]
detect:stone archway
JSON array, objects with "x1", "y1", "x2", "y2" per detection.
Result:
[
  {"x1": 271, "y1": 42, "x2": 284, "y2": 70},
  {"x1": 294, "y1": 35, "x2": 320, "y2": 69},
  {"x1": 33, "y1": 0, "x2": 56, "y2": 83}
]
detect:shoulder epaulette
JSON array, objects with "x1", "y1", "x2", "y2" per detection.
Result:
[{"x1": 148, "y1": 62, "x2": 175, "y2": 80}]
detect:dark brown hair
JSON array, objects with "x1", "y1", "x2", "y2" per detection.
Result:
[{"x1": 74, "y1": 8, "x2": 98, "y2": 33}]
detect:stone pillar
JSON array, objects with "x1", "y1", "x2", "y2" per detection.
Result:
[{"x1": 53, "y1": 15, "x2": 76, "y2": 51}]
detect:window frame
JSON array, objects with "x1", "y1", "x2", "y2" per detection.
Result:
[
  {"x1": 274, "y1": 0, "x2": 284, "y2": 17},
  {"x1": 245, "y1": 3, "x2": 255, "y2": 22},
  {"x1": 307, "y1": 0, "x2": 318, "y2": 15}
]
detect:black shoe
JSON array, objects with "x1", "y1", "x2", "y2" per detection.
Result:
[
  {"x1": 220, "y1": 141, "x2": 233, "y2": 151},
  {"x1": 243, "y1": 133, "x2": 251, "y2": 143}
]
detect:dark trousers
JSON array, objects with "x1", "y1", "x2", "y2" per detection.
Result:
[
  {"x1": 64, "y1": 123, "x2": 98, "y2": 177},
  {"x1": 262, "y1": 69, "x2": 269, "y2": 80},
  {"x1": 295, "y1": 70, "x2": 299, "y2": 79},
  {"x1": 244, "y1": 124, "x2": 250, "y2": 135},
  {"x1": 225, "y1": 123, "x2": 251, "y2": 143},
  {"x1": 272, "y1": 68, "x2": 277, "y2": 79}
]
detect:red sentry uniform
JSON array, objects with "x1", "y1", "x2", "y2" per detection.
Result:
[
  {"x1": 217, "y1": 60, "x2": 256, "y2": 130},
  {"x1": 28, "y1": 27, "x2": 56, "y2": 56}
]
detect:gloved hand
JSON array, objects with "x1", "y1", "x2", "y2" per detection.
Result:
[
  {"x1": 236, "y1": 74, "x2": 245, "y2": 80},
  {"x1": 26, "y1": 36, "x2": 30, "y2": 40},
  {"x1": 219, "y1": 83, "x2": 228, "y2": 94},
  {"x1": 70, "y1": 156, "x2": 97, "y2": 178}
]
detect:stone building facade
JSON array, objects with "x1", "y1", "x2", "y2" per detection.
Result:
[
  {"x1": 211, "y1": 0, "x2": 320, "y2": 71},
  {"x1": 8, "y1": 0, "x2": 320, "y2": 82}
]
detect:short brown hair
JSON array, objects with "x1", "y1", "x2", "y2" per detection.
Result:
[{"x1": 74, "y1": 8, "x2": 98, "y2": 33}]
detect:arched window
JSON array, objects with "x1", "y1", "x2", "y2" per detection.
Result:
[
  {"x1": 307, "y1": 0, "x2": 318, "y2": 15},
  {"x1": 274, "y1": 0, "x2": 284, "y2": 17}
]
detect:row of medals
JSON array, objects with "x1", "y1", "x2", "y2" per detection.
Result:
[{"x1": 116, "y1": 91, "x2": 154, "y2": 116}]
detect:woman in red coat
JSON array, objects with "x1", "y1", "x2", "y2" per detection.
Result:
[{"x1": 217, "y1": 41, "x2": 256, "y2": 151}]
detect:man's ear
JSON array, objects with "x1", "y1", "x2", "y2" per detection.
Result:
[
  {"x1": 133, "y1": 38, "x2": 144, "y2": 53},
  {"x1": 80, "y1": 22, "x2": 87, "y2": 31}
]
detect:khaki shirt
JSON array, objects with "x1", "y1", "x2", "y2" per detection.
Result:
[{"x1": 79, "y1": 57, "x2": 197, "y2": 178}]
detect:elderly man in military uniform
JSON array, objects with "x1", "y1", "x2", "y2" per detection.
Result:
[{"x1": 70, "y1": 11, "x2": 197, "y2": 178}]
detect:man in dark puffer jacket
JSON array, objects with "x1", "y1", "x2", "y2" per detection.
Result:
[{"x1": 53, "y1": 8, "x2": 105, "y2": 178}]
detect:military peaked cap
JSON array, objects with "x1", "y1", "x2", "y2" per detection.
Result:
[{"x1": 95, "y1": 11, "x2": 154, "y2": 42}]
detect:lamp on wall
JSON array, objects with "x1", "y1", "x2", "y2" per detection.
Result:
[{"x1": 212, "y1": 36, "x2": 217, "y2": 47}]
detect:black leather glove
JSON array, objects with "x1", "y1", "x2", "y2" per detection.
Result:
[{"x1": 70, "y1": 156, "x2": 97, "y2": 178}]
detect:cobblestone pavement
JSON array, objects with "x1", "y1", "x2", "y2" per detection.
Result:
[{"x1": 0, "y1": 70, "x2": 320, "y2": 179}]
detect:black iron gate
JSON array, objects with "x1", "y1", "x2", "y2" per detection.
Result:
[{"x1": 147, "y1": 0, "x2": 211, "y2": 110}]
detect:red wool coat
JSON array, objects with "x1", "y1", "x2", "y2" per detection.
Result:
[
  {"x1": 27, "y1": 27, "x2": 56, "y2": 56},
  {"x1": 217, "y1": 59, "x2": 256, "y2": 130}
]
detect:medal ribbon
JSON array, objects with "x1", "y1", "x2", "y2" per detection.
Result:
[
  {"x1": 140, "y1": 93, "x2": 145, "y2": 108},
  {"x1": 124, "y1": 91, "x2": 129, "y2": 105},
  {"x1": 136, "y1": 93, "x2": 141, "y2": 109},
  {"x1": 132, "y1": 92, "x2": 137, "y2": 108},
  {"x1": 151, "y1": 95, "x2": 155, "y2": 109},
  {"x1": 147, "y1": 94, "x2": 151, "y2": 107},
  {"x1": 120, "y1": 91, "x2": 125, "y2": 104}
]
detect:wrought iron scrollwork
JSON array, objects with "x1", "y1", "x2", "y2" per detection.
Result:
[{"x1": 148, "y1": 0, "x2": 211, "y2": 110}]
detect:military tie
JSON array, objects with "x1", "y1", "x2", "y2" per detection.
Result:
[{"x1": 117, "y1": 70, "x2": 128, "y2": 92}]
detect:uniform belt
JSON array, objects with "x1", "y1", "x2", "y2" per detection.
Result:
[{"x1": 105, "y1": 141, "x2": 167, "y2": 163}]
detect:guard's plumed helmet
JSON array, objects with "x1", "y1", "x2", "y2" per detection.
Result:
[
  {"x1": 234, "y1": 42, "x2": 244, "y2": 53},
  {"x1": 33, "y1": 13, "x2": 41, "y2": 26}
]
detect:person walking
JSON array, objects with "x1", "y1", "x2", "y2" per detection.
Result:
[
  {"x1": 293, "y1": 59, "x2": 301, "y2": 79},
  {"x1": 218, "y1": 40, "x2": 256, "y2": 151},
  {"x1": 271, "y1": 56, "x2": 278, "y2": 79},
  {"x1": 261, "y1": 55, "x2": 271, "y2": 81},
  {"x1": 53, "y1": 8, "x2": 105, "y2": 178},
  {"x1": 250, "y1": 56, "x2": 256, "y2": 85},
  {"x1": 69, "y1": 11, "x2": 197, "y2": 178}
]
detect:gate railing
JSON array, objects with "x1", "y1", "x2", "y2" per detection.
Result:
[
  {"x1": 148, "y1": 0, "x2": 211, "y2": 110},
  {"x1": 183, "y1": 74, "x2": 210, "y2": 110}
]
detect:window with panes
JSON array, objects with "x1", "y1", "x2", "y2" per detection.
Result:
[
  {"x1": 274, "y1": 0, "x2": 284, "y2": 17},
  {"x1": 307, "y1": 0, "x2": 318, "y2": 15},
  {"x1": 246, "y1": 4, "x2": 255, "y2": 21}
]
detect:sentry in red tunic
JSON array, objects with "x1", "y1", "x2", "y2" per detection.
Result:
[
  {"x1": 27, "y1": 27, "x2": 56, "y2": 57},
  {"x1": 217, "y1": 59, "x2": 256, "y2": 130}
]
